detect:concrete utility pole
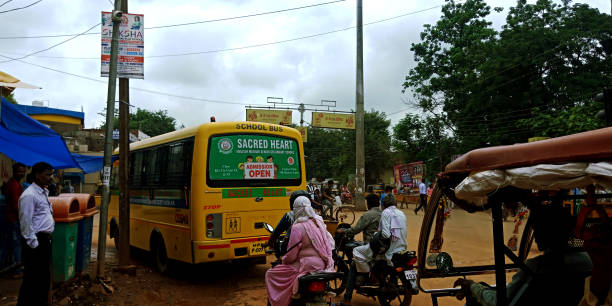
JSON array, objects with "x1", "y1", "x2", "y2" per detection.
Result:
[
  {"x1": 298, "y1": 103, "x2": 305, "y2": 126},
  {"x1": 354, "y1": 0, "x2": 366, "y2": 210},
  {"x1": 118, "y1": 0, "x2": 131, "y2": 268},
  {"x1": 97, "y1": 0, "x2": 122, "y2": 278}
]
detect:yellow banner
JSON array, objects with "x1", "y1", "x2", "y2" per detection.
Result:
[
  {"x1": 246, "y1": 109, "x2": 292, "y2": 125},
  {"x1": 311, "y1": 112, "x2": 355, "y2": 129},
  {"x1": 296, "y1": 126, "x2": 307, "y2": 142}
]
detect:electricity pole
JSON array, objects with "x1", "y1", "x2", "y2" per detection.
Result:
[
  {"x1": 97, "y1": 0, "x2": 122, "y2": 278},
  {"x1": 118, "y1": 0, "x2": 131, "y2": 268},
  {"x1": 355, "y1": 0, "x2": 366, "y2": 210}
]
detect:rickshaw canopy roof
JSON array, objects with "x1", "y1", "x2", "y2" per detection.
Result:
[{"x1": 445, "y1": 127, "x2": 612, "y2": 175}]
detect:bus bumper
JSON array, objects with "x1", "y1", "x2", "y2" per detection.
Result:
[{"x1": 193, "y1": 236, "x2": 269, "y2": 263}]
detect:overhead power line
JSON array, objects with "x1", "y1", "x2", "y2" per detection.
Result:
[
  {"x1": 0, "y1": 0, "x2": 13, "y2": 8},
  {"x1": 0, "y1": 54, "x2": 250, "y2": 106},
  {"x1": 0, "y1": 0, "x2": 42, "y2": 14},
  {"x1": 3, "y1": 3, "x2": 448, "y2": 60},
  {"x1": 0, "y1": 0, "x2": 346, "y2": 39},
  {"x1": 0, "y1": 22, "x2": 100, "y2": 63}
]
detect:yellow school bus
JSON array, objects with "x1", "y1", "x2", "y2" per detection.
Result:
[{"x1": 108, "y1": 122, "x2": 306, "y2": 271}]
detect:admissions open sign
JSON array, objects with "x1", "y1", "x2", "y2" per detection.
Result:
[
  {"x1": 101, "y1": 12, "x2": 144, "y2": 79},
  {"x1": 244, "y1": 163, "x2": 275, "y2": 179}
]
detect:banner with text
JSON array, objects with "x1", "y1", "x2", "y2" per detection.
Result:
[
  {"x1": 296, "y1": 126, "x2": 307, "y2": 142},
  {"x1": 101, "y1": 12, "x2": 144, "y2": 79},
  {"x1": 246, "y1": 109, "x2": 292, "y2": 125},
  {"x1": 209, "y1": 134, "x2": 300, "y2": 180},
  {"x1": 311, "y1": 112, "x2": 355, "y2": 129}
]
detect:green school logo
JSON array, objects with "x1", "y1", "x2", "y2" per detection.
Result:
[{"x1": 218, "y1": 138, "x2": 233, "y2": 154}]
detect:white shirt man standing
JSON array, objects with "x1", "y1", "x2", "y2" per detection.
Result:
[
  {"x1": 414, "y1": 178, "x2": 428, "y2": 214},
  {"x1": 18, "y1": 162, "x2": 55, "y2": 306}
]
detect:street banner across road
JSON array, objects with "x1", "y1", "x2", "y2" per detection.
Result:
[
  {"x1": 246, "y1": 109, "x2": 292, "y2": 125},
  {"x1": 311, "y1": 112, "x2": 355, "y2": 129},
  {"x1": 101, "y1": 12, "x2": 144, "y2": 79}
]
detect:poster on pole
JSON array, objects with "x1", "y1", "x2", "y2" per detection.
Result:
[
  {"x1": 246, "y1": 109, "x2": 292, "y2": 125},
  {"x1": 296, "y1": 126, "x2": 307, "y2": 142},
  {"x1": 311, "y1": 112, "x2": 355, "y2": 129},
  {"x1": 101, "y1": 12, "x2": 144, "y2": 79}
]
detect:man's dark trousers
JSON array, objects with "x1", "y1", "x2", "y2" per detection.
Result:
[
  {"x1": 18, "y1": 232, "x2": 52, "y2": 306},
  {"x1": 414, "y1": 194, "x2": 427, "y2": 213}
]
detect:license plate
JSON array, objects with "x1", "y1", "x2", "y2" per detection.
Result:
[
  {"x1": 249, "y1": 241, "x2": 267, "y2": 255},
  {"x1": 404, "y1": 270, "x2": 417, "y2": 280}
]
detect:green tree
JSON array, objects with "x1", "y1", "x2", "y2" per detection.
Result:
[
  {"x1": 392, "y1": 113, "x2": 457, "y2": 181},
  {"x1": 1, "y1": 92, "x2": 18, "y2": 104},
  {"x1": 99, "y1": 108, "x2": 178, "y2": 137},
  {"x1": 404, "y1": 0, "x2": 611, "y2": 153},
  {"x1": 304, "y1": 110, "x2": 393, "y2": 184}
]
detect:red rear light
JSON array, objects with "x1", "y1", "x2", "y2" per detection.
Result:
[
  {"x1": 307, "y1": 281, "x2": 325, "y2": 293},
  {"x1": 406, "y1": 257, "x2": 417, "y2": 267},
  {"x1": 207, "y1": 215, "x2": 214, "y2": 221},
  {"x1": 207, "y1": 222, "x2": 214, "y2": 230}
]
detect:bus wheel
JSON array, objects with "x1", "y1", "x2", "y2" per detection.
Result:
[{"x1": 151, "y1": 233, "x2": 169, "y2": 273}]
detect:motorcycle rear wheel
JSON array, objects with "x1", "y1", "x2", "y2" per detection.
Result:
[
  {"x1": 329, "y1": 257, "x2": 349, "y2": 296},
  {"x1": 377, "y1": 273, "x2": 412, "y2": 306}
]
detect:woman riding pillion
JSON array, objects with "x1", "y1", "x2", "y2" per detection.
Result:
[{"x1": 265, "y1": 196, "x2": 335, "y2": 306}]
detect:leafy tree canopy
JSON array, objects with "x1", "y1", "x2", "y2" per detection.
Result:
[
  {"x1": 99, "y1": 108, "x2": 177, "y2": 137},
  {"x1": 1, "y1": 92, "x2": 18, "y2": 104},
  {"x1": 403, "y1": 0, "x2": 611, "y2": 160},
  {"x1": 304, "y1": 110, "x2": 393, "y2": 184}
]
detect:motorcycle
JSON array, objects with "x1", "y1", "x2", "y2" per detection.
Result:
[
  {"x1": 332, "y1": 223, "x2": 418, "y2": 306},
  {"x1": 264, "y1": 223, "x2": 344, "y2": 306}
]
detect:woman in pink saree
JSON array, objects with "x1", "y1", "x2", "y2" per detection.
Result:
[{"x1": 265, "y1": 196, "x2": 335, "y2": 306}]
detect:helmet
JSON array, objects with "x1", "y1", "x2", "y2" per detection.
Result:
[{"x1": 289, "y1": 190, "x2": 311, "y2": 210}]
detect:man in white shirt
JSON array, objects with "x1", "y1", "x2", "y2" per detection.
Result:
[
  {"x1": 342, "y1": 195, "x2": 407, "y2": 304},
  {"x1": 414, "y1": 178, "x2": 428, "y2": 214},
  {"x1": 18, "y1": 162, "x2": 55, "y2": 306}
]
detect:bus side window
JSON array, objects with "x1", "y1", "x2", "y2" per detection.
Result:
[
  {"x1": 182, "y1": 140, "x2": 194, "y2": 188},
  {"x1": 157, "y1": 146, "x2": 169, "y2": 186},
  {"x1": 142, "y1": 149, "x2": 161, "y2": 187},
  {"x1": 131, "y1": 151, "x2": 144, "y2": 187},
  {"x1": 110, "y1": 165, "x2": 119, "y2": 189},
  {"x1": 167, "y1": 143, "x2": 184, "y2": 188}
]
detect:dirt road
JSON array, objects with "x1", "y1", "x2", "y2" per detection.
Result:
[{"x1": 0, "y1": 204, "x2": 530, "y2": 306}]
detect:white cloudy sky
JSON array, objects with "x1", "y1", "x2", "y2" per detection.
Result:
[{"x1": 0, "y1": 0, "x2": 609, "y2": 129}]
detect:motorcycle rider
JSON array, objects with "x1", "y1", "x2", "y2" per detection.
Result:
[
  {"x1": 336, "y1": 191, "x2": 382, "y2": 244},
  {"x1": 341, "y1": 194, "x2": 407, "y2": 305},
  {"x1": 267, "y1": 190, "x2": 311, "y2": 256}
]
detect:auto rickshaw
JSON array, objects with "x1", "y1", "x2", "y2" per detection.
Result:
[{"x1": 416, "y1": 127, "x2": 612, "y2": 305}]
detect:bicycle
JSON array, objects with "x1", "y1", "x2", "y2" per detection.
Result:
[{"x1": 317, "y1": 199, "x2": 356, "y2": 225}]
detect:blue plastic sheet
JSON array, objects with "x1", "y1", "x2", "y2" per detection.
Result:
[{"x1": 1, "y1": 97, "x2": 106, "y2": 173}]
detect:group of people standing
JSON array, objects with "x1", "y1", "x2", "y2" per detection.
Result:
[{"x1": 2, "y1": 162, "x2": 57, "y2": 306}]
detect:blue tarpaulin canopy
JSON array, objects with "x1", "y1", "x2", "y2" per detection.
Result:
[{"x1": 0, "y1": 97, "x2": 106, "y2": 173}]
